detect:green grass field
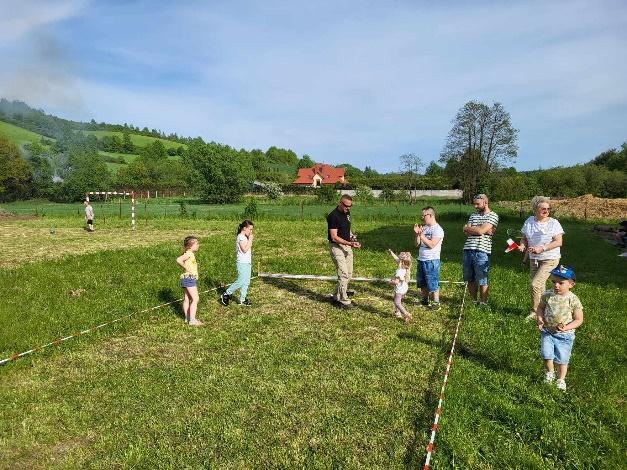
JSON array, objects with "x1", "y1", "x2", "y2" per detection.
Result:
[
  {"x1": 0, "y1": 120, "x2": 52, "y2": 148},
  {"x1": 81, "y1": 130, "x2": 186, "y2": 150},
  {"x1": 0, "y1": 203, "x2": 624, "y2": 468}
]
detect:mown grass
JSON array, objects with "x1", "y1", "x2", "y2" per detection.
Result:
[{"x1": 0, "y1": 209, "x2": 624, "y2": 468}]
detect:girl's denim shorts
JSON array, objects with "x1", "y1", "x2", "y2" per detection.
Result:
[{"x1": 180, "y1": 276, "x2": 197, "y2": 288}]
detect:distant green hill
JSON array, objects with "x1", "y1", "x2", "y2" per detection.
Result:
[
  {"x1": 0, "y1": 120, "x2": 52, "y2": 148},
  {"x1": 80, "y1": 130, "x2": 186, "y2": 150}
]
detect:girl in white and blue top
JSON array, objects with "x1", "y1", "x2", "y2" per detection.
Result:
[{"x1": 221, "y1": 220, "x2": 254, "y2": 306}]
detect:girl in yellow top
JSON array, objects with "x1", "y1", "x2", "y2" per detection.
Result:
[{"x1": 176, "y1": 236, "x2": 203, "y2": 326}]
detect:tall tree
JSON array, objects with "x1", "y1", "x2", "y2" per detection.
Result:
[
  {"x1": 441, "y1": 101, "x2": 518, "y2": 199},
  {"x1": 399, "y1": 153, "x2": 423, "y2": 203},
  {"x1": 0, "y1": 136, "x2": 32, "y2": 201}
]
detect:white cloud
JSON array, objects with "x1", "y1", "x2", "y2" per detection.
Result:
[{"x1": 0, "y1": 0, "x2": 87, "y2": 42}]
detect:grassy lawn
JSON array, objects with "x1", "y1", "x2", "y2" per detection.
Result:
[
  {"x1": 0, "y1": 206, "x2": 624, "y2": 468},
  {"x1": 81, "y1": 130, "x2": 186, "y2": 150},
  {"x1": 0, "y1": 120, "x2": 51, "y2": 148}
]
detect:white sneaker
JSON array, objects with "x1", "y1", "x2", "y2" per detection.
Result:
[
  {"x1": 544, "y1": 371, "x2": 555, "y2": 384},
  {"x1": 555, "y1": 379, "x2": 566, "y2": 391}
]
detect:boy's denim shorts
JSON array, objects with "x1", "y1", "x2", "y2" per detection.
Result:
[
  {"x1": 180, "y1": 276, "x2": 197, "y2": 288},
  {"x1": 541, "y1": 329, "x2": 575, "y2": 364},
  {"x1": 462, "y1": 250, "x2": 490, "y2": 286},
  {"x1": 416, "y1": 259, "x2": 441, "y2": 292}
]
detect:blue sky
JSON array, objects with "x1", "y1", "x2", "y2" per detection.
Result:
[{"x1": 1, "y1": 0, "x2": 626, "y2": 172}]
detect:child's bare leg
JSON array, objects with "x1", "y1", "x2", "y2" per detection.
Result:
[
  {"x1": 544, "y1": 359, "x2": 554, "y2": 373},
  {"x1": 182, "y1": 289, "x2": 191, "y2": 322},
  {"x1": 556, "y1": 363, "x2": 568, "y2": 380},
  {"x1": 420, "y1": 287, "x2": 429, "y2": 300},
  {"x1": 394, "y1": 294, "x2": 411, "y2": 320},
  {"x1": 468, "y1": 281, "x2": 478, "y2": 301},
  {"x1": 188, "y1": 286, "x2": 199, "y2": 322}
]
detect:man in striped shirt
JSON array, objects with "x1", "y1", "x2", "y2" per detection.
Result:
[{"x1": 462, "y1": 194, "x2": 498, "y2": 306}]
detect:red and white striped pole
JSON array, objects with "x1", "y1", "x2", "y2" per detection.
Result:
[{"x1": 131, "y1": 191, "x2": 136, "y2": 230}]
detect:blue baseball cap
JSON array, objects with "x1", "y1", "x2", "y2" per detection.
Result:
[{"x1": 550, "y1": 264, "x2": 576, "y2": 280}]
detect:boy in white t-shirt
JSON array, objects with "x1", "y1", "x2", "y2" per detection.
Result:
[{"x1": 414, "y1": 206, "x2": 444, "y2": 310}]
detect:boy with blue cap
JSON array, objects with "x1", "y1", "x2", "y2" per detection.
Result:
[{"x1": 536, "y1": 265, "x2": 584, "y2": 391}]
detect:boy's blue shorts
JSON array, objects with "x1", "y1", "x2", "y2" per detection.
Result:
[
  {"x1": 541, "y1": 329, "x2": 575, "y2": 365},
  {"x1": 462, "y1": 250, "x2": 490, "y2": 286},
  {"x1": 180, "y1": 277, "x2": 197, "y2": 288},
  {"x1": 416, "y1": 259, "x2": 441, "y2": 292}
]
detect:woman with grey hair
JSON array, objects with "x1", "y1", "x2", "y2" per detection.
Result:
[{"x1": 518, "y1": 196, "x2": 564, "y2": 321}]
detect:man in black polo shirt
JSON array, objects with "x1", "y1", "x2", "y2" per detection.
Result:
[{"x1": 327, "y1": 194, "x2": 361, "y2": 308}]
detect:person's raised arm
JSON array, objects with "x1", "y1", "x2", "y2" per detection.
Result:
[
  {"x1": 176, "y1": 251, "x2": 191, "y2": 270},
  {"x1": 388, "y1": 249, "x2": 399, "y2": 261},
  {"x1": 239, "y1": 234, "x2": 254, "y2": 253}
]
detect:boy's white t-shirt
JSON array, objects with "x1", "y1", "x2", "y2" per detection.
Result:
[
  {"x1": 236, "y1": 233, "x2": 252, "y2": 263},
  {"x1": 521, "y1": 216, "x2": 564, "y2": 260},
  {"x1": 394, "y1": 267, "x2": 409, "y2": 294},
  {"x1": 418, "y1": 223, "x2": 444, "y2": 261}
]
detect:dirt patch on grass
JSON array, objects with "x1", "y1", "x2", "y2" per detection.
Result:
[{"x1": 499, "y1": 194, "x2": 627, "y2": 221}]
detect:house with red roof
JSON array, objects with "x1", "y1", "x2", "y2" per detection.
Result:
[{"x1": 293, "y1": 163, "x2": 347, "y2": 187}]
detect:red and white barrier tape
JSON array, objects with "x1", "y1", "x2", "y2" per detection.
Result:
[
  {"x1": 423, "y1": 282, "x2": 468, "y2": 469},
  {"x1": 259, "y1": 272, "x2": 466, "y2": 284},
  {"x1": 0, "y1": 279, "x2": 255, "y2": 366}
]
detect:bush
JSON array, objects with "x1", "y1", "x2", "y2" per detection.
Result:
[
  {"x1": 263, "y1": 182, "x2": 284, "y2": 199},
  {"x1": 316, "y1": 185, "x2": 338, "y2": 204},
  {"x1": 354, "y1": 185, "x2": 375, "y2": 204},
  {"x1": 242, "y1": 198, "x2": 258, "y2": 219}
]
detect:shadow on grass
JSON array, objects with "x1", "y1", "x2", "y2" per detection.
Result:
[
  {"x1": 261, "y1": 278, "x2": 392, "y2": 319},
  {"x1": 157, "y1": 287, "x2": 184, "y2": 319}
]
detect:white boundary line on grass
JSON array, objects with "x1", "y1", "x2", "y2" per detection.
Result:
[
  {"x1": 258, "y1": 272, "x2": 466, "y2": 284},
  {"x1": 0, "y1": 279, "x2": 256, "y2": 366},
  {"x1": 423, "y1": 282, "x2": 468, "y2": 469}
]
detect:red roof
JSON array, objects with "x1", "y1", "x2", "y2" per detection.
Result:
[{"x1": 293, "y1": 163, "x2": 346, "y2": 185}]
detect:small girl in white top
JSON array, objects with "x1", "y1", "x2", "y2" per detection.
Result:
[
  {"x1": 388, "y1": 249, "x2": 412, "y2": 323},
  {"x1": 221, "y1": 220, "x2": 254, "y2": 306}
]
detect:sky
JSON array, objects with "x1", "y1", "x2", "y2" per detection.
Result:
[{"x1": 1, "y1": 0, "x2": 626, "y2": 173}]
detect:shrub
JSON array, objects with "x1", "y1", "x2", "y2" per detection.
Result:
[
  {"x1": 354, "y1": 185, "x2": 375, "y2": 204},
  {"x1": 263, "y1": 182, "x2": 284, "y2": 199},
  {"x1": 242, "y1": 198, "x2": 258, "y2": 219}
]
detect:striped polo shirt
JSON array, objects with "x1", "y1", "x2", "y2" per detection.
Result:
[{"x1": 463, "y1": 210, "x2": 499, "y2": 254}]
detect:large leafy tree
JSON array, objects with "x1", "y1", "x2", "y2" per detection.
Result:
[
  {"x1": 0, "y1": 136, "x2": 32, "y2": 201},
  {"x1": 185, "y1": 139, "x2": 254, "y2": 203},
  {"x1": 441, "y1": 101, "x2": 518, "y2": 200}
]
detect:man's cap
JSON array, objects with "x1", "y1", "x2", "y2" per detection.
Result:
[{"x1": 550, "y1": 264, "x2": 576, "y2": 280}]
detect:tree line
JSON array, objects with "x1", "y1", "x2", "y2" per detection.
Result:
[{"x1": 1, "y1": 98, "x2": 625, "y2": 203}]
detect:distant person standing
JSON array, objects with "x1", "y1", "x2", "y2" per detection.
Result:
[
  {"x1": 462, "y1": 194, "x2": 498, "y2": 306},
  {"x1": 327, "y1": 194, "x2": 360, "y2": 309},
  {"x1": 414, "y1": 206, "x2": 444, "y2": 310},
  {"x1": 518, "y1": 196, "x2": 564, "y2": 321},
  {"x1": 83, "y1": 199, "x2": 94, "y2": 232}
]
